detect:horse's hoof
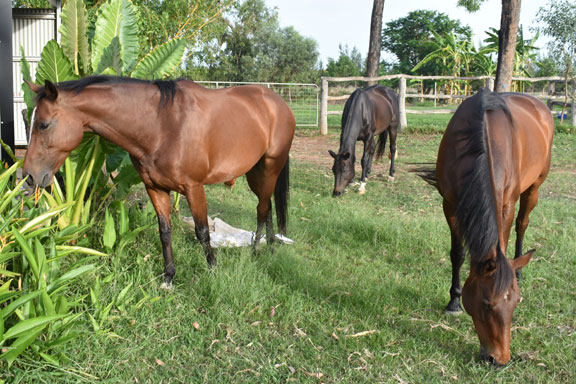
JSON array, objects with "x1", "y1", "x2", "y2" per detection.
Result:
[
  {"x1": 160, "y1": 281, "x2": 173, "y2": 290},
  {"x1": 388, "y1": 176, "x2": 395, "y2": 182},
  {"x1": 445, "y1": 309, "x2": 462, "y2": 316},
  {"x1": 358, "y1": 182, "x2": 366, "y2": 194},
  {"x1": 358, "y1": 189, "x2": 366, "y2": 195}
]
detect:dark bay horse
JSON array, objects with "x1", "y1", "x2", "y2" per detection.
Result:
[
  {"x1": 329, "y1": 85, "x2": 398, "y2": 196},
  {"x1": 23, "y1": 76, "x2": 295, "y2": 289},
  {"x1": 420, "y1": 88, "x2": 553, "y2": 365}
]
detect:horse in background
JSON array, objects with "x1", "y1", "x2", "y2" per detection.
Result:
[
  {"x1": 23, "y1": 76, "x2": 295, "y2": 289},
  {"x1": 329, "y1": 85, "x2": 399, "y2": 196},
  {"x1": 419, "y1": 88, "x2": 554, "y2": 365}
]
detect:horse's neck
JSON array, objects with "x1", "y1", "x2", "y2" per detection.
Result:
[
  {"x1": 75, "y1": 88, "x2": 155, "y2": 157},
  {"x1": 339, "y1": 113, "x2": 364, "y2": 153}
]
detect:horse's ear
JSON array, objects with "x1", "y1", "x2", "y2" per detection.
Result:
[
  {"x1": 44, "y1": 80, "x2": 58, "y2": 101},
  {"x1": 511, "y1": 250, "x2": 534, "y2": 270},
  {"x1": 25, "y1": 79, "x2": 43, "y2": 94},
  {"x1": 328, "y1": 150, "x2": 337, "y2": 159}
]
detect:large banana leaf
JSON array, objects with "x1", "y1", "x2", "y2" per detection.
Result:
[
  {"x1": 59, "y1": 0, "x2": 89, "y2": 76},
  {"x1": 95, "y1": 36, "x2": 123, "y2": 75},
  {"x1": 131, "y1": 38, "x2": 186, "y2": 80},
  {"x1": 92, "y1": 0, "x2": 139, "y2": 75},
  {"x1": 35, "y1": 40, "x2": 77, "y2": 85}
]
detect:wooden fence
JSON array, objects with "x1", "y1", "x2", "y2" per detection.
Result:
[{"x1": 319, "y1": 74, "x2": 572, "y2": 134}]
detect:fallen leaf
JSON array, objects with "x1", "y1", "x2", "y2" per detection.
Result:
[
  {"x1": 155, "y1": 358, "x2": 165, "y2": 366},
  {"x1": 193, "y1": 321, "x2": 200, "y2": 330},
  {"x1": 331, "y1": 332, "x2": 339, "y2": 341},
  {"x1": 345, "y1": 330, "x2": 378, "y2": 338},
  {"x1": 270, "y1": 306, "x2": 276, "y2": 318}
]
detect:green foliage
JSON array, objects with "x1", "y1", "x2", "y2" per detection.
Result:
[
  {"x1": 131, "y1": 38, "x2": 186, "y2": 79},
  {"x1": 92, "y1": 0, "x2": 140, "y2": 75},
  {"x1": 59, "y1": 0, "x2": 90, "y2": 76},
  {"x1": 382, "y1": 10, "x2": 472, "y2": 75},
  {"x1": 324, "y1": 45, "x2": 364, "y2": 77},
  {"x1": 0, "y1": 161, "x2": 102, "y2": 366},
  {"x1": 35, "y1": 40, "x2": 78, "y2": 84},
  {"x1": 190, "y1": 0, "x2": 320, "y2": 83}
]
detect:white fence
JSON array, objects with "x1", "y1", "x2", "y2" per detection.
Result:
[
  {"x1": 320, "y1": 74, "x2": 573, "y2": 134},
  {"x1": 197, "y1": 81, "x2": 319, "y2": 127}
]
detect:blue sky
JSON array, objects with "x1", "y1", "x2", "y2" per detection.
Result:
[{"x1": 265, "y1": 0, "x2": 549, "y2": 64}]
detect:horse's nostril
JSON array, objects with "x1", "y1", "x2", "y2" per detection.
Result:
[{"x1": 332, "y1": 190, "x2": 342, "y2": 197}]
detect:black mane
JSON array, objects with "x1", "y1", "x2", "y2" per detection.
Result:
[
  {"x1": 455, "y1": 88, "x2": 514, "y2": 294},
  {"x1": 36, "y1": 75, "x2": 179, "y2": 107}
]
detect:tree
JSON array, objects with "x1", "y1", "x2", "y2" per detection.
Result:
[
  {"x1": 325, "y1": 45, "x2": 364, "y2": 77},
  {"x1": 458, "y1": 0, "x2": 522, "y2": 92},
  {"x1": 192, "y1": 0, "x2": 319, "y2": 83},
  {"x1": 536, "y1": 0, "x2": 576, "y2": 124},
  {"x1": 381, "y1": 10, "x2": 472, "y2": 76},
  {"x1": 366, "y1": 0, "x2": 385, "y2": 85}
]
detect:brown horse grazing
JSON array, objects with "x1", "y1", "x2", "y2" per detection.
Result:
[
  {"x1": 420, "y1": 88, "x2": 554, "y2": 365},
  {"x1": 329, "y1": 85, "x2": 398, "y2": 196},
  {"x1": 23, "y1": 76, "x2": 295, "y2": 289}
]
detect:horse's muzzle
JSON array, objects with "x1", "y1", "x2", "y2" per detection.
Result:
[
  {"x1": 332, "y1": 189, "x2": 343, "y2": 197},
  {"x1": 479, "y1": 346, "x2": 507, "y2": 367},
  {"x1": 23, "y1": 170, "x2": 53, "y2": 189}
]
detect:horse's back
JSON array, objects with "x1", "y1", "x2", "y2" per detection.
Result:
[
  {"x1": 366, "y1": 85, "x2": 399, "y2": 133},
  {"x1": 500, "y1": 93, "x2": 554, "y2": 190}
]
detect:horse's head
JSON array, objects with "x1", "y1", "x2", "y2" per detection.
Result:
[
  {"x1": 328, "y1": 149, "x2": 355, "y2": 196},
  {"x1": 462, "y1": 250, "x2": 533, "y2": 366},
  {"x1": 23, "y1": 80, "x2": 85, "y2": 188}
]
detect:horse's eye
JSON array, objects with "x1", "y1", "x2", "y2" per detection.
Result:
[{"x1": 38, "y1": 122, "x2": 50, "y2": 131}]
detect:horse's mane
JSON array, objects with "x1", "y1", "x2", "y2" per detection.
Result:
[
  {"x1": 456, "y1": 88, "x2": 515, "y2": 294},
  {"x1": 37, "y1": 75, "x2": 179, "y2": 107},
  {"x1": 339, "y1": 88, "x2": 368, "y2": 149}
]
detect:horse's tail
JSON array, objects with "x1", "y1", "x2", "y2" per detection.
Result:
[
  {"x1": 375, "y1": 129, "x2": 388, "y2": 160},
  {"x1": 274, "y1": 157, "x2": 290, "y2": 236}
]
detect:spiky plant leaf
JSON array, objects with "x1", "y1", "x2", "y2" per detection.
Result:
[
  {"x1": 92, "y1": 0, "x2": 139, "y2": 75},
  {"x1": 19, "y1": 46, "x2": 36, "y2": 126},
  {"x1": 59, "y1": 0, "x2": 89, "y2": 76},
  {"x1": 131, "y1": 38, "x2": 186, "y2": 79},
  {"x1": 35, "y1": 40, "x2": 77, "y2": 85}
]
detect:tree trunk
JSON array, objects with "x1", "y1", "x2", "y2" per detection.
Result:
[
  {"x1": 366, "y1": 0, "x2": 385, "y2": 86},
  {"x1": 494, "y1": 0, "x2": 521, "y2": 92}
]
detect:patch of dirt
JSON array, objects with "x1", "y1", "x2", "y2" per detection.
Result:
[{"x1": 290, "y1": 131, "x2": 392, "y2": 177}]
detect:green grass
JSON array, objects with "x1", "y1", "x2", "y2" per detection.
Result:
[{"x1": 4, "y1": 131, "x2": 575, "y2": 383}]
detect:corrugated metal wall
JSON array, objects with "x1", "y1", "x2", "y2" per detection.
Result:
[{"x1": 12, "y1": 8, "x2": 58, "y2": 146}]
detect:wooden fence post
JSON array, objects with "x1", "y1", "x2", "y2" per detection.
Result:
[
  {"x1": 320, "y1": 77, "x2": 329, "y2": 135},
  {"x1": 486, "y1": 77, "x2": 494, "y2": 91},
  {"x1": 398, "y1": 75, "x2": 407, "y2": 130}
]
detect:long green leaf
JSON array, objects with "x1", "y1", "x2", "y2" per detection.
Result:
[
  {"x1": 0, "y1": 290, "x2": 42, "y2": 319},
  {"x1": 55, "y1": 246, "x2": 107, "y2": 257},
  {"x1": 20, "y1": 46, "x2": 36, "y2": 124},
  {"x1": 59, "y1": 0, "x2": 89, "y2": 76},
  {"x1": 0, "y1": 325, "x2": 44, "y2": 365},
  {"x1": 92, "y1": 0, "x2": 139, "y2": 75},
  {"x1": 12, "y1": 230, "x2": 40, "y2": 282},
  {"x1": 2, "y1": 315, "x2": 64, "y2": 340},
  {"x1": 103, "y1": 208, "x2": 116, "y2": 250},
  {"x1": 0, "y1": 178, "x2": 28, "y2": 215},
  {"x1": 35, "y1": 40, "x2": 77, "y2": 84},
  {"x1": 132, "y1": 38, "x2": 186, "y2": 79},
  {"x1": 47, "y1": 264, "x2": 96, "y2": 293},
  {"x1": 19, "y1": 203, "x2": 73, "y2": 234}
]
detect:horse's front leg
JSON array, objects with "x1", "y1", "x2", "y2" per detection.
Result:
[
  {"x1": 359, "y1": 137, "x2": 375, "y2": 194},
  {"x1": 184, "y1": 184, "x2": 216, "y2": 267},
  {"x1": 444, "y1": 201, "x2": 465, "y2": 314},
  {"x1": 146, "y1": 187, "x2": 176, "y2": 289}
]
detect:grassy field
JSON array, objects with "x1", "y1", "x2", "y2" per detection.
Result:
[{"x1": 4, "y1": 119, "x2": 575, "y2": 382}]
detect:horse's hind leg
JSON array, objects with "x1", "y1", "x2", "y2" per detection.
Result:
[
  {"x1": 359, "y1": 136, "x2": 375, "y2": 194},
  {"x1": 388, "y1": 125, "x2": 398, "y2": 181},
  {"x1": 184, "y1": 184, "x2": 216, "y2": 267},
  {"x1": 245, "y1": 160, "x2": 279, "y2": 250},
  {"x1": 514, "y1": 185, "x2": 540, "y2": 280},
  {"x1": 146, "y1": 187, "x2": 176, "y2": 289}
]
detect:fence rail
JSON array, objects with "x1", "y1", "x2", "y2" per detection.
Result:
[{"x1": 320, "y1": 74, "x2": 573, "y2": 134}]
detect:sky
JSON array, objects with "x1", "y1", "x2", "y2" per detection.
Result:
[{"x1": 265, "y1": 0, "x2": 549, "y2": 64}]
